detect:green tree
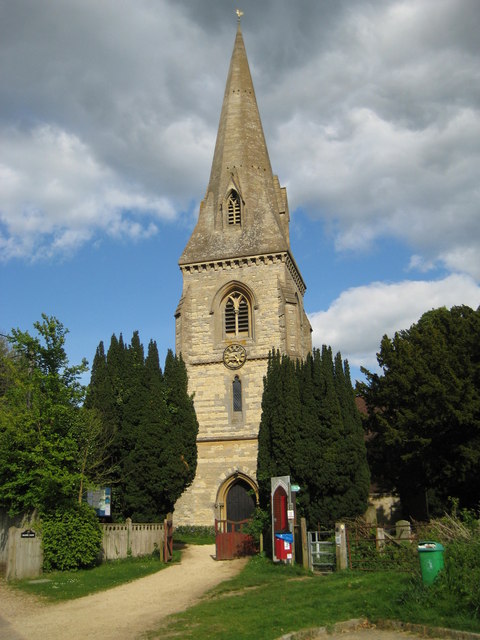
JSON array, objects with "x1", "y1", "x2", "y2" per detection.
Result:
[
  {"x1": 332, "y1": 352, "x2": 370, "y2": 520},
  {"x1": 257, "y1": 351, "x2": 302, "y2": 507},
  {"x1": 122, "y1": 340, "x2": 169, "y2": 520},
  {"x1": 163, "y1": 350, "x2": 199, "y2": 512},
  {"x1": 86, "y1": 337, "x2": 199, "y2": 521},
  {"x1": 74, "y1": 407, "x2": 116, "y2": 504},
  {"x1": 257, "y1": 347, "x2": 369, "y2": 528},
  {"x1": 0, "y1": 315, "x2": 87, "y2": 515},
  {"x1": 0, "y1": 336, "x2": 12, "y2": 396},
  {"x1": 359, "y1": 305, "x2": 480, "y2": 519}
]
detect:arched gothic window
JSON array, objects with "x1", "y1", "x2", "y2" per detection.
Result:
[
  {"x1": 227, "y1": 191, "x2": 241, "y2": 225},
  {"x1": 232, "y1": 376, "x2": 242, "y2": 412},
  {"x1": 225, "y1": 291, "x2": 250, "y2": 337}
]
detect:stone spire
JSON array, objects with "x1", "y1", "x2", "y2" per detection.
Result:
[{"x1": 179, "y1": 21, "x2": 291, "y2": 266}]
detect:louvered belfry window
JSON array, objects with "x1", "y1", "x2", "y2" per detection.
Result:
[
  {"x1": 227, "y1": 191, "x2": 241, "y2": 225},
  {"x1": 225, "y1": 292, "x2": 250, "y2": 337}
]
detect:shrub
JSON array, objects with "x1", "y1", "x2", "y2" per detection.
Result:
[
  {"x1": 243, "y1": 507, "x2": 270, "y2": 544},
  {"x1": 442, "y1": 537, "x2": 480, "y2": 616},
  {"x1": 42, "y1": 503, "x2": 103, "y2": 571},
  {"x1": 413, "y1": 506, "x2": 480, "y2": 618},
  {"x1": 346, "y1": 519, "x2": 417, "y2": 572},
  {"x1": 174, "y1": 525, "x2": 215, "y2": 545}
]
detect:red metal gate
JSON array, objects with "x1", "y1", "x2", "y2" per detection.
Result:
[{"x1": 215, "y1": 519, "x2": 257, "y2": 560}]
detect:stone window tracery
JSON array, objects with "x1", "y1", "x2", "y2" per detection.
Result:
[
  {"x1": 227, "y1": 191, "x2": 241, "y2": 225},
  {"x1": 224, "y1": 291, "x2": 250, "y2": 337}
]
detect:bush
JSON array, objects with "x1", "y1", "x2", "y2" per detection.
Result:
[
  {"x1": 442, "y1": 537, "x2": 480, "y2": 615},
  {"x1": 42, "y1": 503, "x2": 103, "y2": 571},
  {"x1": 412, "y1": 507, "x2": 480, "y2": 618},
  {"x1": 174, "y1": 525, "x2": 215, "y2": 545},
  {"x1": 243, "y1": 507, "x2": 269, "y2": 544}
]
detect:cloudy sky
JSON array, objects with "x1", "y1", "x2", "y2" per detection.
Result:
[{"x1": 1, "y1": 0, "x2": 479, "y2": 382}]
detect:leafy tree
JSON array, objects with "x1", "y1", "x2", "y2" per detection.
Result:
[
  {"x1": 332, "y1": 352, "x2": 370, "y2": 521},
  {"x1": 74, "y1": 407, "x2": 116, "y2": 504},
  {"x1": 0, "y1": 336, "x2": 12, "y2": 397},
  {"x1": 359, "y1": 305, "x2": 480, "y2": 519},
  {"x1": 0, "y1": 315, "x2": 87, "y2": 515}
]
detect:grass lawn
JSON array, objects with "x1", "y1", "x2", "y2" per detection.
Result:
[
  {"x1": 146, "y1": 556, "x2": 480, "y2": 640},
  {"x1": 12, "y1": 551, "x2": 180, "y2": 602},
  {"x1": 173, "y1": 526, "x2": 215, "y2": 546}
]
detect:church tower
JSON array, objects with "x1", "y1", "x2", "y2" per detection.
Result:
[{"x1": 174, "y1": 20, "x2": 311, "y2": 526}]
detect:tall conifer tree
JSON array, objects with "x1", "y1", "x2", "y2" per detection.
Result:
[
  {"x1": 163, "y1": 350, "x2": 198, "y2": 512},
  {"x1": 257, "y1": 351, "x2": 302, "y2": 506},
  {"x1": 257, "y1": 346, "x2": 370, "y2": 528},
  {"x1": 87, "y1": 334, "x2": 199, "y2": 521},
  {"x1": 123, "y1": 340, "x2": 171, "y2": 520}
]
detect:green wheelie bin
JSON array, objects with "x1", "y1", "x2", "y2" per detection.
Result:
[{"x1": 417, "y1": 541, "x2": 445, "y2": 585}]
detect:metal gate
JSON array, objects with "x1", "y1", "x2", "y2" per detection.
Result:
[{"x1": 308, "y1": 530, "x2": 336, "y2": 572}]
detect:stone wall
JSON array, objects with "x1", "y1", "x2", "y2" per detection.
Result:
[
  {"x1": 174, "y1": 256, "x2": 311, "y2": 526},
  {"x1": 174, "y1": 439, "x2": 259, "y2": 526},
  {"x1": 176, "y1": 256, "x2": 311, "y2": 363}
]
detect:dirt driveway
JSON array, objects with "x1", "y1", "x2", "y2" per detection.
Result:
[
  {"x1": 0, "y1": 544, "x2": 246, "y2": 640},
  {"x1": 0, "y1": 546, "x2": 462, "y2": 640}
]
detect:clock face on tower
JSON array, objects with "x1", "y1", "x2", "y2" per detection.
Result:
[{"x1": 223, "y1": 344, "x2": 247, "y2": 369}]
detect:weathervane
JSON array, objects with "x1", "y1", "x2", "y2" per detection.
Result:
[{"x1": 236, "y1": 9, "x2": 244, "y2": 22}]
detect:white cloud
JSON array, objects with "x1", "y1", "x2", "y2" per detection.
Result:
[
  {"x1": 276, "y1": 101, "x2": 480, "y2": 281},
  {"x1": 267, "y1": 0, "x2": 480, "y2": 281},
  {"x1": 309, "y1": 274, "x2": 480, "y2": 371},
  {"x1": 0, "y1": 0, "x2": 479, "y2": 273},
  {"x1": 0, "y1": 125, "x2": 175, "y2": 261}
]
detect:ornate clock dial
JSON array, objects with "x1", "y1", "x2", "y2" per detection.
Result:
[{"x1": 223, "y1": 343, "x2": 247, "y2": 369}]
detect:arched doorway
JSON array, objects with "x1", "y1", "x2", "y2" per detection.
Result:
[
  {"x1": 215, "y1": 473, "x2": 258, "y2": 560},
  {"x1": 226, "y1": 479, "x2": 256, "y2": 522},
  {"x1": 215, "y1": 472, "x2": 258, "y2": 522}
]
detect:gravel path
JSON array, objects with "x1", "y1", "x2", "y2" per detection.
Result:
[
  {"x1": 0, "y1": 544, "x2": 246, "y2": 640},
  {"x1": 0, "y1": 548, "x2": 465, "y2": 640}
]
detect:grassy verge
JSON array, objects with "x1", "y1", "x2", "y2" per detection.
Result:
[
  {"x1": 12, "y1": 551, "x2": 180, "y2": 602},
  {"x1": 146, "y1": 556, "x2": 480, "y2": 640},
  {"x1": 174, "y1": 525, "x2": 215, "y2": 546}
]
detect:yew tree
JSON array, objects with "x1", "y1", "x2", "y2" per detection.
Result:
[
  {"x1": 86, "y1": 336, "x2": 199, "y2": 521},
  {"x1": 359, "y1": 305, "x2": 480, "y2": 519},
  {"x1": 257, "y1": 347, "x2": 369, "y2": 527}
]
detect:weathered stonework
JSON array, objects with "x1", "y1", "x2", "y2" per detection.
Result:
[{"x1": 174, "y1": 23, "x2": 311, "y2": 526}]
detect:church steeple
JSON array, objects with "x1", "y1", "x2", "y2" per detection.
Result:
[
  {"x1": 174, "y1": 18, "x2": 312, "y2": 528},
  {"x1": 180, "y1": 21, "x2": 291, "y2": 266}
]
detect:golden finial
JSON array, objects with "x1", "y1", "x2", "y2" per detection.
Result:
[{"x1": 236, "y1": 9, "x2": 244, "y2": 22}]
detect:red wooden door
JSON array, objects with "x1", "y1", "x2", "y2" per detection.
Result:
[{"x1": 273, "y1": 486, "x2": 288, "y2": 531}]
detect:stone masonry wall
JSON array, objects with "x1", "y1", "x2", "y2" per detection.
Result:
[{"x1": 174, "y1": 256, "x2": 311, "y2": 526}]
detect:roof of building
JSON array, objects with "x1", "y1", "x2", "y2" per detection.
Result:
[{"x1": 179, "y1": 23, "x2": 292, "y2": 266}]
